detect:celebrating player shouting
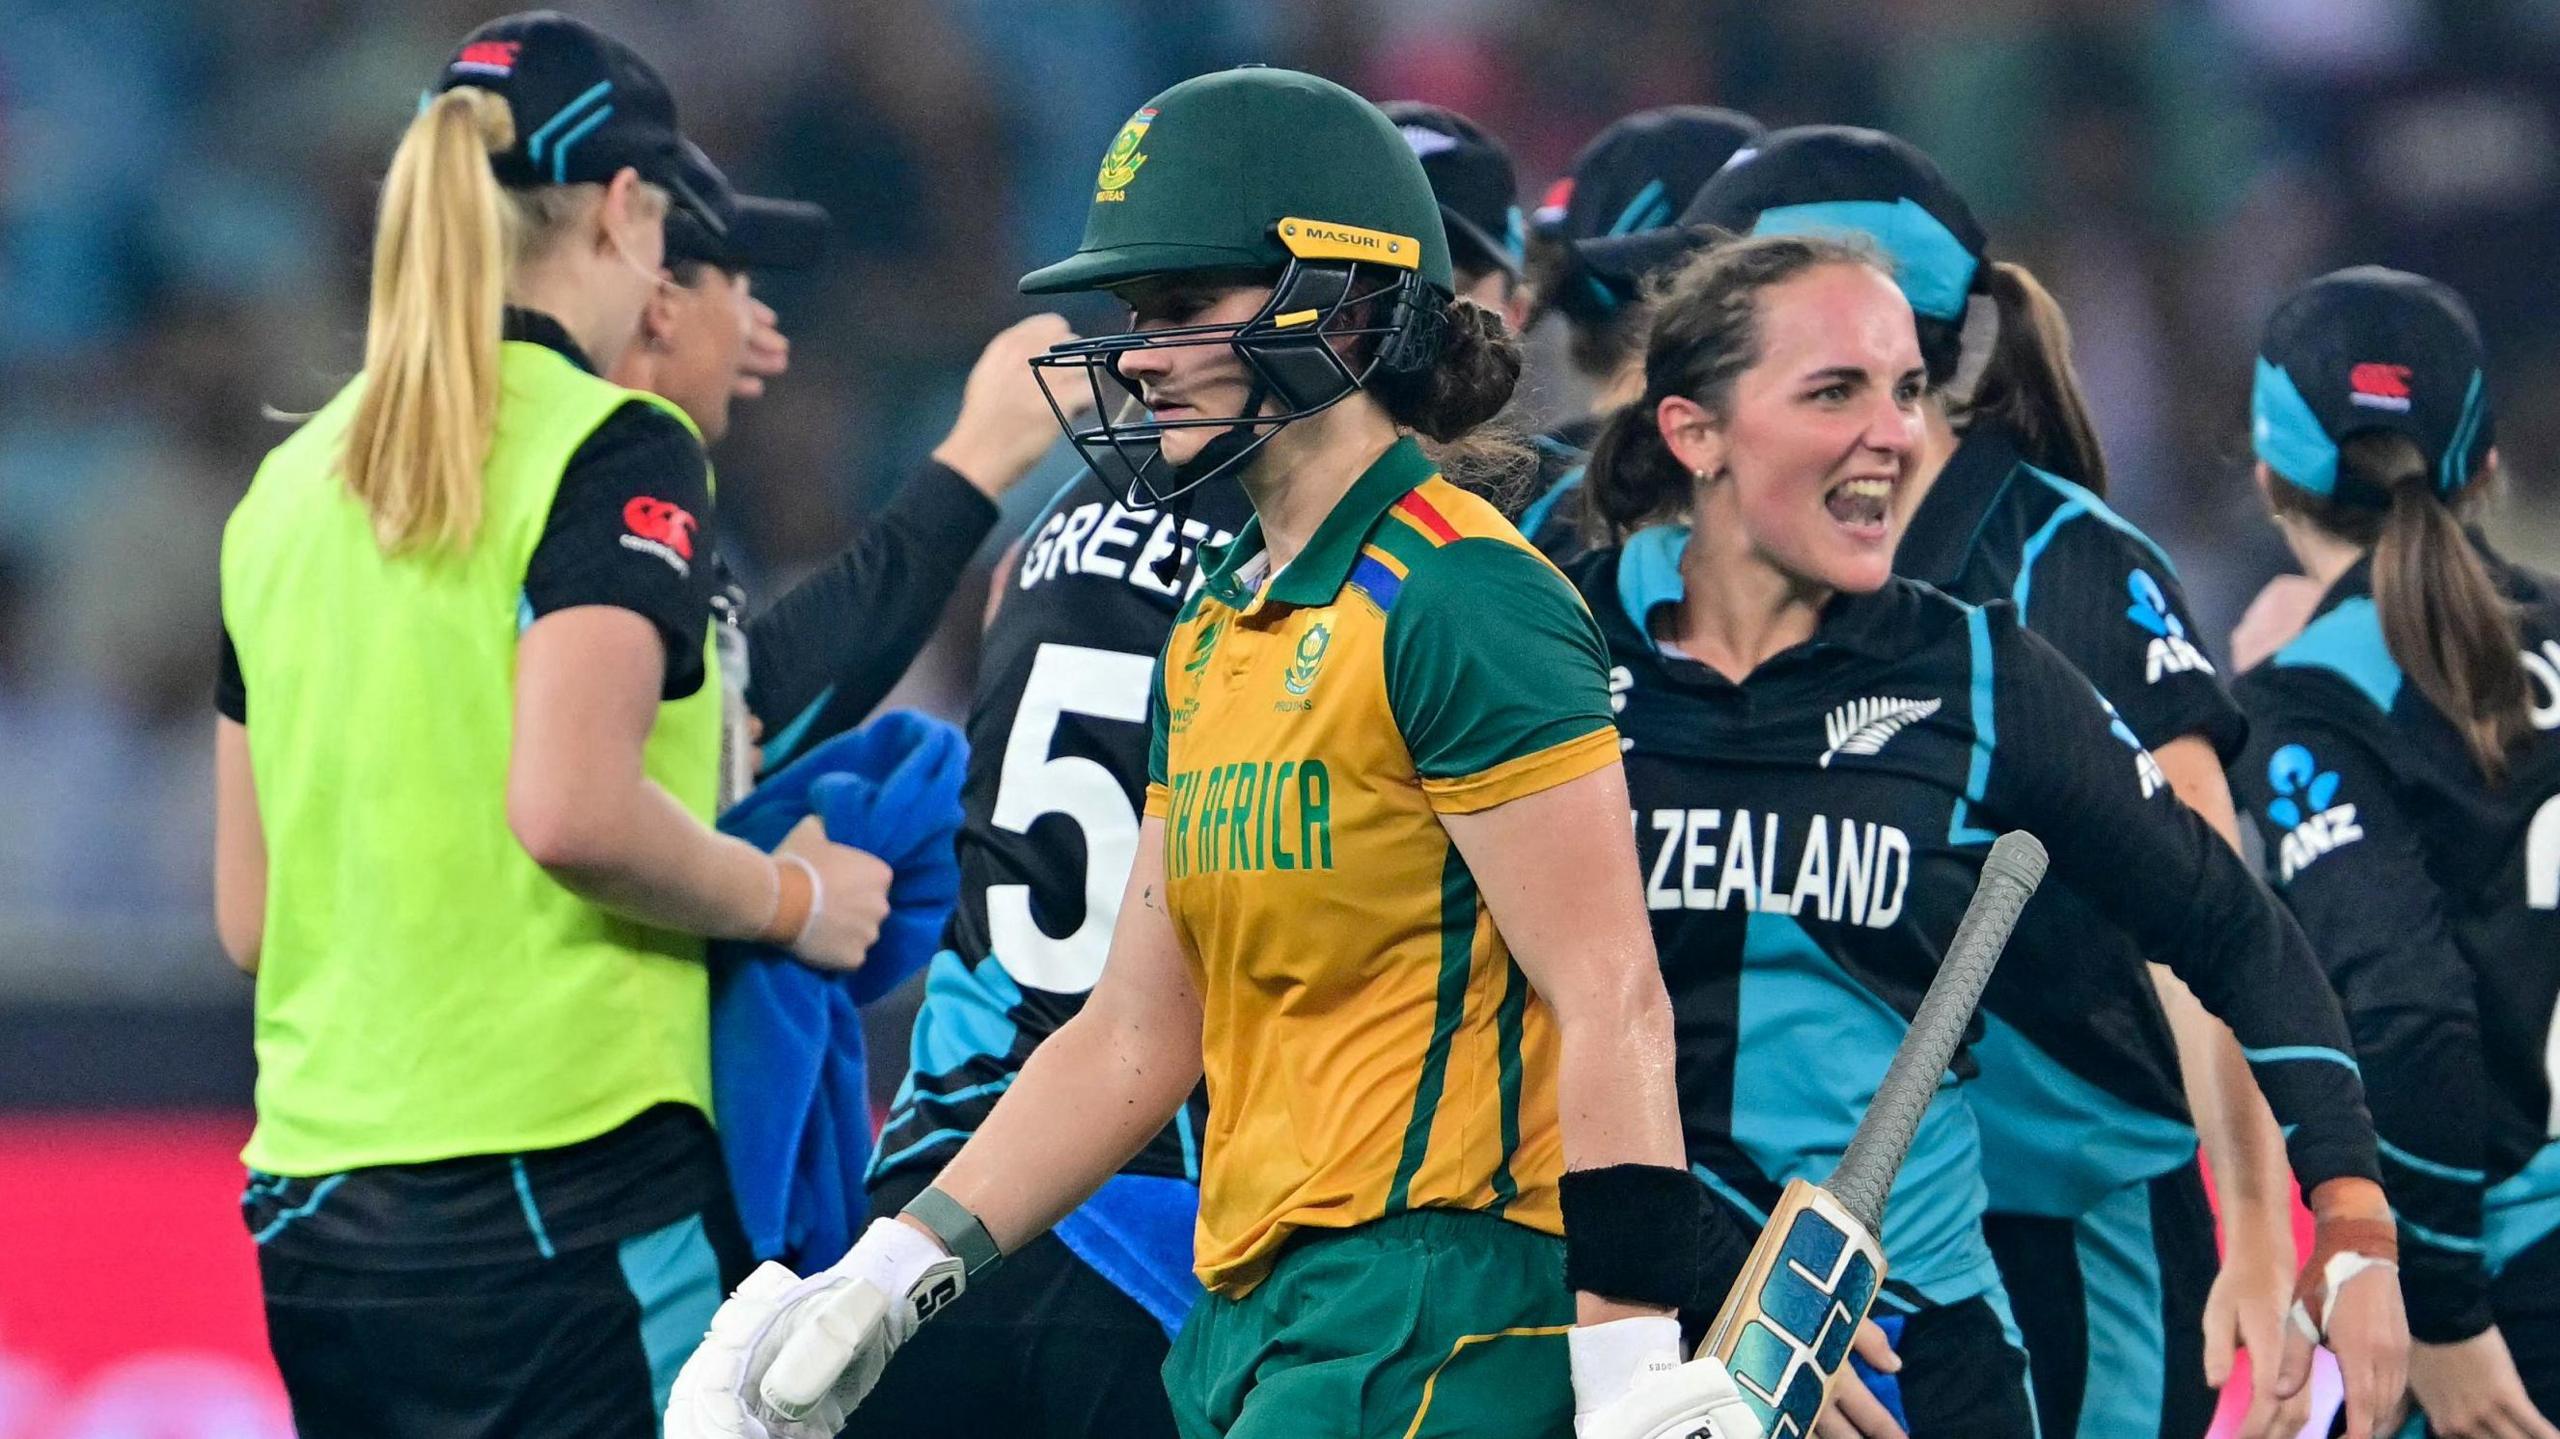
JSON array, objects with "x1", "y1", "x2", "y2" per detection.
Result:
[
  {"x1": 2233, "y1": 267, "x2": 2560, "y2": 1437},
  {"x1": 1568, "y1": 233, "x2": 2407, "y2": 1437},
  {"x1": 1648, "y1": 126, "x2": 2317, "y2": 1438},
  {"x1": 672, "y1": 67, "x2": 1756, "y2": 1439}
]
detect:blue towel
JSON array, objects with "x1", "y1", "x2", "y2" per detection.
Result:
[
  {"x1": 711, "y1": 712, "x2": 967, "y2": 1270},
  {"x1": 1052, "y1": 1173, "x2": 1205, "y2": 1338},
  {"x1": 1847, "y1": 1311, "x2": 1908, "y2": 1426}
]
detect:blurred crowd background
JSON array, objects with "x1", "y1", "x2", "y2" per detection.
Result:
[{"x1": 12, "y1": 0, "x2": 2560, "y2": 1204}]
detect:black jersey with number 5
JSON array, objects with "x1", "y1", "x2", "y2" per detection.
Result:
[
  {"x1": 1572, "y1": 528, "x2": 2378, "y2": 1307},
  {"x1": 870, "y1": 469, "x2": 1249, "y2": 1190},
  {"x1": 2232, "y1": 546, "x2": 2560, "y2": 1342}
]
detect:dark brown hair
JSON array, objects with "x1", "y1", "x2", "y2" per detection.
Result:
[
  {"x1": 2272, "y1": 432, "x2": 2529, "y2": 779},
  {"x1": 1375, "y1": 295, "x2": 1535, "y2": 507},
  {"x1": 1583, "y1": 232, "x2": 1888, "y2": 536},
  {"x1": 1961, "y1": 261, "x2": 2110, "y2": 493}
]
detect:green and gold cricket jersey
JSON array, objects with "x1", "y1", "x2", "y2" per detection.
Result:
[{"x1": 1143, "y1": 436, "x2": 1620, "y2": 1295}]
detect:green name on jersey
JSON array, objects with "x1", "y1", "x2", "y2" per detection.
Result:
[{"x1": 1166, "y1": 758, "x2": 1335, "y2": 878}]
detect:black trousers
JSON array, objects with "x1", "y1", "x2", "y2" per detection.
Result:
[
  {"x1": 1983, "y1": 1161, "x2": 2220, "y2": 1439},
  {"x1": 845, "y1": 1169, "x2": 1179, "y2": 1439},
  {"x1": 260, "y1": 1199, "x2": 751, "y2": 1438}
]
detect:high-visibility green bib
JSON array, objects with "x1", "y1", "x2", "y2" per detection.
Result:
[{"x1": 222, "y1": 341, "x2": 720, "y2": 1175}]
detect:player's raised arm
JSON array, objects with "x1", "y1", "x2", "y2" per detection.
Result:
[{"x1": 1975, "y1": 609, "x2": 2408, "y2": 1431}]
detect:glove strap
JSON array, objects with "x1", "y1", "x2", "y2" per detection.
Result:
[{"x1": 903, "y1": 1186, "x2": 1003, "y2": 1279}]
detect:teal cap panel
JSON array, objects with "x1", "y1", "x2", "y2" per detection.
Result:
[
  {"x1": 2252, "y1": 356, "x2": 2342, "y2": 496},
  {"x1": 1750, "y1": 198, "x2": 1979, "y2": 321}
]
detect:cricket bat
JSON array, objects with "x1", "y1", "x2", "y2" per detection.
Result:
[{"x1": 1696, "y1": 830, "x2": 2048, "y2": 1439}]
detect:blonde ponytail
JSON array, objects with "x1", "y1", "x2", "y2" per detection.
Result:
[{"x1": 342, "y1": 87, "x2": 516, "y2": 555}]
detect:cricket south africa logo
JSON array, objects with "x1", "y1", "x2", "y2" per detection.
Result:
[
  {"x1": 1820, "y1": 696, "x2": 1939, "y2": 768},
  {"x1": 1096, "y1": 107, "x2": 1155, "y2": 199},
  {"x1": 1282, "y1": 621, "x2": 1331, "y2": 697}
]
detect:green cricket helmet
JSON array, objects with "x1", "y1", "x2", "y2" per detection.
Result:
[{"x1": 1021, "y1": 65, "x2": 1455, "y2": 504}]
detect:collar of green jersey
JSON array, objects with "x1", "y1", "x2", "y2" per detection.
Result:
[{"x1": 1198, "y1": 435, "x2": 1438, "y2": 612}]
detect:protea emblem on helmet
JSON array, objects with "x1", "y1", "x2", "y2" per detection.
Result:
[{"x1": 1095, "y1": 107, "x2": 1156, "y2": 199}]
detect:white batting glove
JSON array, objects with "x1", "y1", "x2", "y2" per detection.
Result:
[
  {"x1": 1572, "y1": 1316, "x2": 1765, "y2": 1439},
  {"x1": 665, "y1": 1219, "x2": 965, "y2": 1439}
]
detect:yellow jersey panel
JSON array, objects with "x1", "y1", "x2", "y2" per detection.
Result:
[{"x1": 1143, "y1": 439, "x2": 1616, "y2": 1293}]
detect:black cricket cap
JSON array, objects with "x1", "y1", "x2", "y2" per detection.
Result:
[
  {"x1": 2253, "y1": 265, "x2": 2494, "y2": 506},
  {"x1": 1381, "y1": 101, "x2": 1523, "y2": 279},
  {"x1": 1535, "y1": 106, "x2": 1764, "y2": 245},
  {"x1": 1534, "y1": 106, "x2": 1761, "y2": 326},
  {"x1": 1682, "y1": 126, "x2": 1987, "y2": 321},
  {"x1": 436, "y1": 12, "x2": 718, "y2": 230},
  {"x1": 1579, "y1": 125, "x2": 1991, "y2": 381},
  {"x1": 664, "y1": 141, "x2": 829, "y2": 272}
]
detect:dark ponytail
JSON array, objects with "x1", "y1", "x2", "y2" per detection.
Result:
[
  {"x1": 1583, "y1": 232, "x2": 1887, "y2": 538},
  {"x1": 1964, "y1": 260, "x2": 2110, "y2": 493},
  {"x1": 2274, "y1": 432, "x2": 2530, "y2": 780},
  {"x1": 1377, "y1": 295, "x2": 1535, "y2": 507}
]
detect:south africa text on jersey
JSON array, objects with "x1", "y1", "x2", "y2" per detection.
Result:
[{"x1": 1165, "y1": 759, "x2": 1336, "y2": 877}]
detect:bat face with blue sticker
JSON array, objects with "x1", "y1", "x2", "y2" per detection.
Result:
[
  {"x1": 1696, "y1": 832, "x2": 2047, "y2": 1439},
  {"x1": 1703, "y1": 1182, "x2": 1882, "y2": 1438}
]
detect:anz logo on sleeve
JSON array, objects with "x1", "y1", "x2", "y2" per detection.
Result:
[
  {"x1": 2266, "y1": 744, "x2": 2362, "y2": 883},
  {"x1": 2127, "y1": 568, "x2": 2214, "y2": 684}
]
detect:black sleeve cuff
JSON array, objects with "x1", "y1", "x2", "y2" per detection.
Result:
[
  {"x1": 2403, "y1": 1256, "x2": 2496, "y2": 1345},
  {"x1": 885, "y1": 460, "x2": 1001, "y2": 560},
  {"x1": 216, "y1": 625, "x2": 247, "y2": 723}
]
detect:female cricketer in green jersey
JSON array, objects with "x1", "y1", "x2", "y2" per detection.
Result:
[
  {"x1": 214, "y1": 15, "x2": 891, "y2": 1435},
  {"x1": 672, "y1": 66, "x2": 1762, "y2": 1439}
]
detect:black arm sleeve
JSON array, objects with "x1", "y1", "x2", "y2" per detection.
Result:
[
  {"x1": 217, "y1": 623, "x2": 247, "y2": 723},
  {"x1": 2014, "y1": 516, "x2": 2248, "y2": 763},
  {"x1": 744, "y1": 460, "x2": 998, "y2": 771},
  {"x1": 1976, "y1": 606, "x2": 2381, "y2": 1194},
  {"x1": 2233, "y1": 673, "x2": 2492, "y2": 1341},
  {"x1": 520, "y1": 401, "x2": 717, "y2": 699}
]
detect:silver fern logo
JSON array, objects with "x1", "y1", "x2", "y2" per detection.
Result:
[{"x1": 1820, "y1": 696, "x2": 1941, "y2": 768}]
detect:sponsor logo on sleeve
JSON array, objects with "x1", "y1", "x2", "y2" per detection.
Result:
[
  {"x1": 2127, "y1": 568, "x2": 2213, "y2": 682},
  {"x1": 620, "y1": 496, "x2": 698, "y2": 578},
  {"x1": 2098, "y1": 695, "x2": 2168, "y2": 799},
  {"x1": 2266, "y1": 743, "x2": 2363, "y2": 881}
]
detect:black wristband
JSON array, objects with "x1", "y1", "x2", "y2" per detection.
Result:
[
  {"x1": 902, "y1": 1186, "x2": 1003, "y2": 1279},
  {"x1": 1559, "y1": 1163, "x2": 1708, "y2": 1311}
]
